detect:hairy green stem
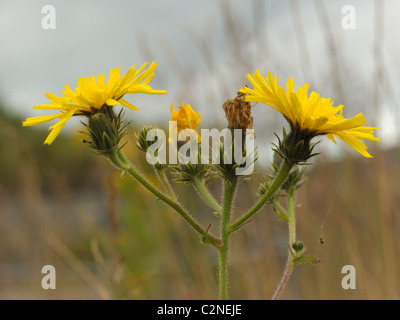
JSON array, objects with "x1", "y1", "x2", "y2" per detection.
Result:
[
  {"x1": 194, "y1": 178, "x2": 222, "y2": 214},
  {"x1": 287, "y1": 187, "x2": 296, "y2": 246},
  {"x1": 156, "y1": 168, "x2": 178, "y2": 202},
  {"x1": 229, "y1": 160, "x2": 293, "y2": 233},
  {"x1": 218, "y1": 178, "x2": 237, "y2": 300},
  {"x1": 272, "y1": 187, "x2": 296, "y2": 300},
  {"x1": 108, "y1": 149, "x2": 221, "y2": 247},
  {"x1": 272, "y1": 198, "x2": 289, "y2": 222}
]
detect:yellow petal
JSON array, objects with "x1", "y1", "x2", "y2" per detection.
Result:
[
  {"x1": 107, "y1": 67, "x2": 121, "y2": 88},
  {"x1": 349, "y1": 126, "x2": 380, "y2": 133},
  {"x1": 326, "y1": 133, "x2": 337, "y2": 144},
  {"x1": 118, "y1": 98, "x2": 139, "y2": 111},
  {"x1": 45, "y1": 93, "x2": 67, "y2": 105},
  {"x1": 125, "y1": 85, "x2": 152, "y2": 94},
  {"x1": 334, "y1": 132, "x2": 373, "y2": 158},
  {"x1": 44, "y1": 109, "x2": 76, "y2": 145},
  {"x1": 22, "y1": 113, "x2": 62, "y2": 126},
  {"x1": 33, "y1": 104, "x2": 59, "y2": 110},
  {"x1": 346, "y1": 130, "x2": 381, "y2": 141},
  {"x1": 106, "y1": 98, "x2": 120, "y2": 106},
  {"x1": 148, "y1": 89, "x2": 167, "y2": 95},
  {"x1": 325, "y1": 113, "x2": 367, "y2": 132}
]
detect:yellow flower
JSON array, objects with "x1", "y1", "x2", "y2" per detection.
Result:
[
  {"x1": 240, "y1": 70, "x2": 380, "y2": 158},
  {"x1": 23, "y1": 61, "x2": 167, "y2": 145},
  {"x1": 170, "y1": 103, "x2": 201, "y2": 133}
]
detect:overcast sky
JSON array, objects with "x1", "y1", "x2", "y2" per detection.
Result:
[{"x1": 1, "y1": 0, "x2": 399, "y2": 151}]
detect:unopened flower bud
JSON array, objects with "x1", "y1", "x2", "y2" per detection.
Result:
[
  {"x1": 136, "y1": 125, "x2": 167, "y2": 171},
  {"x1": 136, "y1": 125, "x2": 158, "y2": 152},
  {"x1": 84, "y1": 107, "x2": 127, "y2": 155},
  {"x1": 292, "y1": 240, "x2": 304, "y2": 253}
]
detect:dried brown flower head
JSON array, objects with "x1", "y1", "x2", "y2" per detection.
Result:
[{"x1": 222, "y1": 90, "x2": 253, "y2": 131}]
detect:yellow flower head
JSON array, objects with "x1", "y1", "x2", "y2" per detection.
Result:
[
  {"x1": 23, "y1": 61, "x2": 167, "y2": 145},
  {"x1": 170, "y1": 103, "x2": 201, "y2": 133},
  {"x1": 240, "y1": 70, "x2": 380, "y2": 158}
]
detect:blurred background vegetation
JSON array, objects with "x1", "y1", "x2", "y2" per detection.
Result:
[{"x1": 1, "y1": 0, "x2": 399, "y2": 299}]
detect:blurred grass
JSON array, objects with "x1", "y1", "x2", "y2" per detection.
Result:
[{"x1": 1, "y1": 0, "x2": 399, "y2": 300}]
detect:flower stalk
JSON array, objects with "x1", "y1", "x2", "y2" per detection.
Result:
[
  {"x1": 193, "y1": 178, "x2": 222, "y2": 214},
  {"x1": 108, "y1": 148, "x2": 221, "y2": 247},
  {"x1": 229, "y1": 159, "x2": 294, "y2": 233},
  {"x1": 218, "y1": 178, "x2": 237, "y2": 300},
  {"x1": 272, "y1": 186, "x2": 297, "y2": 300},
  {"x1": 156, "y1": 167, "x2": 178, "y2": 202}
]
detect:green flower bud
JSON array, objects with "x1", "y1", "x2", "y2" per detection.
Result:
[
  {"x1": 136, "y1": 125, "x2": 158, "y2": 152},
  {"x1": 172, "y1": 149, "x2": 212, "y2": 183},
  {"x1": 136, "y1": 125, "x2": 167, "y2": 171},
  {"x1": 83, "y1": 107, "x2": 128, "y2": 156},
  {"x1": 274, "y1": 122, "x2": 320, "y2": 165},
  {"x1": 292, "y1": 241, "x2": 304, "y2": 253}
]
